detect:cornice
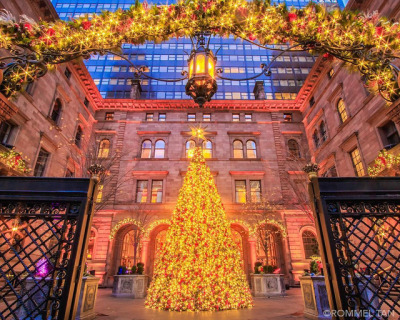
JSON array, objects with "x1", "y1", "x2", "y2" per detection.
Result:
[{"x1": 31, "y1": 0, "x2": 59, "y2": 22}]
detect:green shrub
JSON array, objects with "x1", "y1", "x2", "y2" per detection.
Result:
[
  {"x1": 310, "y1": 260, "x2": 319, "y2": 274},
  {"x1": 137, "y1": 262, "x2": 144, "y2": 275},
  {"x1": 254, "y1": 262, "x2": 262, "y2": 274}
]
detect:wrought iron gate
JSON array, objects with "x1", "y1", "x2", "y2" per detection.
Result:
[
  {"x1": 309, "y1": 177, "x2": 400, "y2": 320},
  {"x1": 0, "y1": 177, "x2": 97, "y2": 320}
]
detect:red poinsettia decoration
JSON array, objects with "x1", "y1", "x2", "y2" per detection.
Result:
[
  {"x1": 81, "y1": 21, "x2": 92, "y2": 30},
  {"x1": 46, "y1": 28, "x2": 56, "y2": 37},
  {"x1": 248, "y1": 34, "x2": 256, "y2": 41},
  {"x1": 288, "y1": 13, "x2": 297, "y2": 22},
  {"x1": 23, "y1": 23, "x2": 33, "y2": 33},
  {"x1": 323, "y1": 52, "x2": 334, "y2": 60},
  {"x1": 375, "y1": 26, "x2": 384, "y2": 36}
]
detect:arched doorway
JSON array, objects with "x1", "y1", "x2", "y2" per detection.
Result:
[
  {"x1": 230, "y1": 223, "x2": 250, "y2": 277},
  {"x1": 256, "y1": 223, "x2": 287, "y2": 274},
  {"x1": 147, "y1": 224, "x2": 169, "y2": 278},
  {"x1": 109, "y1": 223, "x2": 141, "y2": 275}
]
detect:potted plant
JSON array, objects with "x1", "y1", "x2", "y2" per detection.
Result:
[
  {"x1": 300, "y1": 257, "x2": 331, "y2": 320},
  {"x1": 112, "y1": 262, "x2": 149, "y2": 298},
  {"x1": 250, "y1": 262, "x2": 285, "y2": 297}
]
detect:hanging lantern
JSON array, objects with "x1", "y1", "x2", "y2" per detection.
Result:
[{"x1": 185, "y1": 42, "x2": 217, "y2": 107}]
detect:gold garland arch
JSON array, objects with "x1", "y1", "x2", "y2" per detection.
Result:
[{"x1": 0, "y1": 0, "x2": 400, "y2": 101}]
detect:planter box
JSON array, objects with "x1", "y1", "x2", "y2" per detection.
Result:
[
  {"x1": 300, "y1": 276, "x2": 330, "y2": 320},
  {"x1": 75, "y1": 277, "x2": 100, "y2": 320},
  {"x1": 17, "y1": 277, "x2": 52, "y2": 319},
  {"x1": 300, "y1": 275, "x2": 380, "y2": 320},
  {"x1": 250, "y1": 274, "x2": 285, "y2": 297},
  {"x1": 112, "y1": 275, "x2": 148, "y2": 298},
  {"x1": 16, "y1": 276, "x2": 99, "y2": 320}
]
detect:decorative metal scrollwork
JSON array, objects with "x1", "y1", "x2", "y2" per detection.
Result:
[{"x1": 326, "y1": 199, "x2": 400, "y2": 319}]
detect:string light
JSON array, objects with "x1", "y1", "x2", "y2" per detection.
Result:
[
  {"x1": 0, "y1": 1, "x2": 399, "y2": 100},
  {"x1": 145, "y1": 147, "x2": 253, "y2": 311}
]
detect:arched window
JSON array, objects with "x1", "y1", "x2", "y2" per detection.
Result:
[
  {"x1": 141, "y1": 140, "x2": 152, "y2": 158},
  {"x1": 87, "y1": 229, "x2": 96, "y2": 260},
  {"x1": 337, "y1": 99, "x2": 348, "y2": 123},
  {"x1": 233, "y1": 140, "x2": 244, "y2": 158},
  {"x1": 313, "y1": 130, "x2": 320, "y2": 148},
  {"x1": 246, "y1": 140, "x2": 257, "y2": 158},
  {"x1": 302, "y1": 231, "x2": 319, "y2": 259},
  {"x1": 288, "y1": 139, "x2": 301, "y2": 158},
  {"x1": 154, "y1": 140, "x2": 165, "y2": 158},
  {"x1": 320, "y1": 121, "x2": 327, "y2": 142},
  {"x1": 51, "y1": 98, "x2": 62, "y2": 124},
  {"x1": 98, "y1": 139, "x2": 110, "y2": 158},
  {"x1": 202, "y1": 140, "x2": 212, "y2": 158},
  {"x1": 75, "y1": 126, "x2": 83, "y2": 148},
  {"x1": 186, "y1": 140, "x2": 196, "y2": 158}
]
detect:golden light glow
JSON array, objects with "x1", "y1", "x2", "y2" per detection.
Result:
[
  {"x1": 208, "y1": 59, "x2": 215, "y2": 78},
  {"x1": 195, "y1": 54, "x2": 205, "y2": 74},
  {"x1": 190, "y1": 125, "x2": 207, "y2": 141},
  {"x1": 1, "y1": 0, "x2": 399, "y2": 101},
  {"x1": 145, "y1": 147, "x2": 253, "y2": 311},
  {"x1": 189, "y1": 59, "x2": 194, "y2": 77}
]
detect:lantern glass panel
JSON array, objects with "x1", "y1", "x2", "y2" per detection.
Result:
[
  {"x1": 189, "y1": 59, "x2": 194, "y2": 77},
  {"x1": 208, "y1": 58, "x2": 215, "y2": 78},
  {"x1": 196, "y1": 54, "x2": 206, "y2": 74}
]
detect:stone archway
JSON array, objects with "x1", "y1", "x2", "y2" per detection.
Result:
[
  {"x1": 256, "y1": 223, "x2": 287, "y2": 275},
  {"x1": 109, "y1": 223, "x2": 141, "y2": 277},
  {"x1": 230, "y1": 223, "x2": 251, "y2": 279},
  {"x1": 147, "y1": 224, "x2": 169, "y2": 279}
]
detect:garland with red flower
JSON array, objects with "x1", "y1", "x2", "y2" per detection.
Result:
[
  {"x1": 0, "y1": 0, "x2": 399, "y2": 101},
  {"x1": 368, "y1": 149, "x2": 400, "y2": 177},
  {"x1": 0, "y1": 149, "x2": 30, "y2": 174}
]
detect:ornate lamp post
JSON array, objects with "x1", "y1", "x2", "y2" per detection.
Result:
[{"x1": 185, "y1": 34, "x2": 217, "y2": 107}]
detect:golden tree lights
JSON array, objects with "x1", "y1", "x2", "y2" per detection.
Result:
[
  {"x1": 0, "y1": 1, "x2": 400, "y2": 100},
  {"x1": 145, "y1": 147, "x2": 253, "y2": 311}
]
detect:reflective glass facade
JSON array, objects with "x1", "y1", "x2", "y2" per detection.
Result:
[{"x1": 51, "y1": 0, "x2": 340, "y2": 100}]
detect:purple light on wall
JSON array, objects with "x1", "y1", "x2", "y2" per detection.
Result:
[{"x1": 36, "y1": 258, "x2": 49, "y2": 277}]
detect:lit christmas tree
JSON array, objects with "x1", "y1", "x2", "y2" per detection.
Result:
[{"x1": 145, "y1": 129, "x2": 253, "y2": 311}]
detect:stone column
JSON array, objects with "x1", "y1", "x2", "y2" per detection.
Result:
[
  {"x1": 130, "y1": 79, "x2": 142, "y2": 99},
  {"x1": 248, "y1": 237, "x2": 257, "y2": 273},
  {"x1": 141, "y1": 238, "x2": 150, "y2": 274},
  {"x1": 253, "y1": 81, "x2": 266, "y2": 100}
]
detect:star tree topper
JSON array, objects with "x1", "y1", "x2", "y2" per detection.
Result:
[{"x1": 190, "y1": 123, "x2": 208, "y2": 143}]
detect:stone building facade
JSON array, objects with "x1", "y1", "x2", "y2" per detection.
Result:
[
  {"x1": 0, "y1": 0, "x2": 97, "y2": 178},
  {"x1": 89, "y1": 104, "x2": 315, "y2": 287},
  {"x1": 301, "y1": 0, "x2": 400, "y2": 178},
  {"x1": 1, "y1": 0, "x2": 399, "y2": 289}
]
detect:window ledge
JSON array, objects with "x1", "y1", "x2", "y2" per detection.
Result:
[
  {"x1": 286, "y1": 157, "x2": 306, "y2": 162},
  {"x1": 229, "y1": 158, "x2": 262, "y2": 161},
  {"x1": 180, "y1": 158, "x2": 218, "y2": 161},
  {"x1": 134, "y1": 158, "x2": 169, "y2": 161},
  {"x1": 133, "y1": 202, "x2": 165, "y2": 205}
]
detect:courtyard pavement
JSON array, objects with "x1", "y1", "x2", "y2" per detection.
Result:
[{"x1": 94, "y1": 287, "x2": 306, "y2": 320}]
